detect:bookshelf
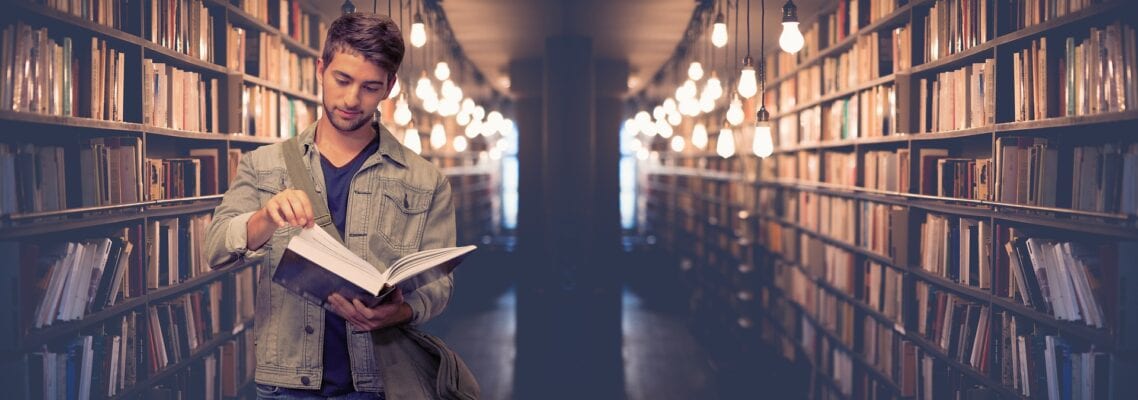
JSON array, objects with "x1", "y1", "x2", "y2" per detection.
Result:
[
  {"x1": 0, "y1": 1, "x2": 330, "y2": 398},
  {"x1": 643, "y1": 0, "x2": 1138, "y2": 399}
]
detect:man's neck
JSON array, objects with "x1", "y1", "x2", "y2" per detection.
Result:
[{"x1": 315, "y1": 116, "x2": 377, "y2": 165}]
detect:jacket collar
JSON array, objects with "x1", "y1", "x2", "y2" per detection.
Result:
[{"x1": 296, "y1": 115, "x2": 408, "y2": 168}]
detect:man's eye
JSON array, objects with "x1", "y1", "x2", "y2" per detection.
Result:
[
  {"x1": 336, "y1": 79, "x2": 349, "y2": 85},
  {"x1": 365, "y1": 86, "x2": 380, "y2": 92}
]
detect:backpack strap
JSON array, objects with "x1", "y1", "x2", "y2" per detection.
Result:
[{"x1": 282, "y1": 137, "x2": 342, "y2": 243}]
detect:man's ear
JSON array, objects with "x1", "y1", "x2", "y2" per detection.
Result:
[{"x1": 316, "y1": 57, "x2": 325, "y2": 84}]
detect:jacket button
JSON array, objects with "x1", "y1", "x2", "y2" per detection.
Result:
[
  {"x1": 305, "y1": 325, "x2": 314, "y2": 334},
  {"x1": 301, "y1": 376, "x2": 311, "y2": 385}
]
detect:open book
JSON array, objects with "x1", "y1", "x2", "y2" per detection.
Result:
[{"x1": 271, "y1": 226, "x2": 476, "y2": 309}]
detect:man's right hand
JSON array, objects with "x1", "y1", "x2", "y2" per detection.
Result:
[{"x1": 247, "y1": 189, "x2": 315, "y2": 251}]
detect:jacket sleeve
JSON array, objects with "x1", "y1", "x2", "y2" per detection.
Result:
[
  {"x1": 404, "y1": 173, "x2": 457, "y2": 325},
  {"x1": 204, "y1": 152, "x2": 269, "y2": 270}
]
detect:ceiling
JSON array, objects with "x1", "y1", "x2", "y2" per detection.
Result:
[{"x1": 320, "y1": 0, "x2": 829, "y2": 98}]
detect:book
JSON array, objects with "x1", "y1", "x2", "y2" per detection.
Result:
[{"x1": 272, "y1": 227, "x2": 476, "y2": 309}]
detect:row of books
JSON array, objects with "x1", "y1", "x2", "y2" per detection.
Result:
[
  {"x1": 863, "y1": 148, "x2": 911, "y2": 193},
  {"x1": 854, "y1": 84, "x2": 896, "y2": 138},
  {"x1": 147, "y1": 330, "x2": 255, "y2": 400},
  {"x1": 778, "y1": 77, "x2": 799, "y2": 112},
  {"x1": 146, "y1": 282, "x2": 225, "y2": 372},
  {"x1": 6, "y1": 228, "x2": 137, "y2": 331},
  {"x1": 145, "y1": 151, "x2": 219, "y2": 202},
  {"x1": 142, "y1": 59, "x2": 221, "y2": 133},
  {"x1": 823, "y1": 30, "x2": 895, "y2": 96},
  {"x1": 1070, "y1": 143, "x2": 1138, "y2": 215},
  {"x1": 996, "y1": 312, "x2": 1110, "y2": 399},
  {"x1": 918, "y1": 213, "x2": 994, "y2": 289},
  {"x1": 242, "y1": 84, "x2": 316, "y2": 138},
  {"x1": 145, "y1": 214, "x2": 212, "y2": 290},
  {"x1": 227, "y1": 23, "x2": 318, "y2": 95},
  {"x1": 36, "y1": 0, "x2": 127, "y2": 30},
  {"x1": 1059, "y1": 22, "x2": 1137, "y2": 118},
  {"x1": 145, "y1": 0, "x2": 214, "y2": 62},
  {"x1": 923, "y1": 0, "x2": 992, "y2": 63},
  {"x1": 26, "y1": 312, "x2": 141, "y2": 399},
  {"x1": 917, "y1": 59, "x2": 995, "y2": 132},
  {"x1": 863, "y1": 261, "x2": 904, "y2": 325},
  {"x1": 1, "y1": 24, "x2": 126, "y2": 122},
  {"x1": 0, "y1": 143, "x2": 68, "y2": 215},
  {"x1": 823, "y1": 151, "x2": 857, "y2": 187},
  {"x1": 914, "y1": 280, "x2": 993, "y2": 371},
  {"x1": 858, "y1": 202, "x2": 908, "y2": 263},
  {"x1": 825, "y1": 0, "x2": 861, "y2": 45},
  {"x1": 934, "y1": 156, "x2": 992, "y2": 200},
  {"x1": 1000, "y1": 229, "x2": 1112, "y2": 328},
  {"x1": 1005, "y1": 0, "x2": 1099, "y2": 32},
  {"x1": 822, "y1": 97, "x2": 857, "y2": 142},
  {"x1": 798, "y1": 65, "x2": 823, "y2": 106}
]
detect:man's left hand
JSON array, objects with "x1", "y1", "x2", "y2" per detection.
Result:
[{"x1": 328, "y1": 287, "x2": 412, "y2": 331}]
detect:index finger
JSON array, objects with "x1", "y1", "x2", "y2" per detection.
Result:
[{"x1": 293, "y1": 190, "x2": 315, "y2": 228}]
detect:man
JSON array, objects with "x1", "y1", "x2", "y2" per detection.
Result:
[{"x1": 203, "y1": 13, "x2": 456, "y2": 399}]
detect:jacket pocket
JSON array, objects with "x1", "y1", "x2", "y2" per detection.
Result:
[{"x1": 376, "y1": 180, "x2": 432, "y2": 252}]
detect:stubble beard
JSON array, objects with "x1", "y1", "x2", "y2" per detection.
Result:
[{"x1": 323, "y1": 101, "x2": 371, "y2": 132}]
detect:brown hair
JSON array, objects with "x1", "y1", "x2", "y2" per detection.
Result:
[{"x1": 321, "y1": 13, "x2": 405, "y2": 76}]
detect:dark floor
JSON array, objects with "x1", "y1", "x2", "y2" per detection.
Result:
[{"x1": 414, "y1": 246, "x2": 810, "y2": 400}]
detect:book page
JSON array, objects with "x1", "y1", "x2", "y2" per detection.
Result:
[{"x1": 286, "y1": 227, "x2": 385, "y2": 293}]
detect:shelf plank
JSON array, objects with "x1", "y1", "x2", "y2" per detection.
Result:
[
  {"x1": 111, "y1": 319, "x2": 255, "y2": 400},
  {"x1": 207, "y1": 0, "x2": 321, "y2": 58},
  {"x1": 0, "y1": 197, "x2": 223, "y2": 239},
  {"x1": 0, "y1": 110, "x2": 144, "y2": 133},
  {"x1": 243, "y1": 74, "x2": 321, "y2": 103}
]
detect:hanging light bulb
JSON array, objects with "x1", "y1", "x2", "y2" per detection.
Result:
[
  {"x1": 453, "y1": 135, "x2": 468, "y2": 152},
  {"x1": 623, "y1": 118, "x2": 637, "y2": 135},
  {"x1": 666, "y1": 111, "x2": 682, "y2": 127},
  {"x1": 465, "y1": 119, "x2": 482, "y2": 138},
  {"x1": 422, "y1": 92, "x2": 439, "y2": 113},
  {"x1": 679, "y1": 97, "x2": 700, "y2": 116},
  {"x1": 441, "y1": 79, "x2": 462, "y2": 101},
  {"x1": 737, "y1": 56, "x2": 758, "y2": 98},
  {"x1": 487, "y1": 111, "x2": 504, "y2": 134},
  {"x1": 779, "y1": 0, "x2": 804, "y2": 53},
  {"x1": 716, "y1": 124, "x2": 735, "y2": 158},
  {"x1": 656, "y1": 119, "x2": 673, "y2": 139},
  {"x1": 688, "y1": 61, "x2": 704, "y2": 81},
  {"x1": 456, "y1": 110, "x2": 472, "y2": 126},
  {"x1": 434, "y1": 61, "x2": 450, "y2": 81},
  {"x1": 438, "y1": 98, "x2": 459, "y2": 116},
  {"x1": 691, "y1": 122, "x2": 709, "y2": 150},
  {"x1": 389, "y1": 77, "x2": 401, "y2": 98},
  {"x1": 635, "y1": 111, "x2": 652, "y2": 131},
  {"x1": 726, "y1": 94, "x2": 745, "y2": 126},
  {"x1": 712, "y1": 11, "x2": 728, "y2": 48},
  {"x1": 699, "y1": 90, "x2": 716, "y2": 113},
  {"x1": 705, "y1": 72, "x2": 723, "y2": 100},
  {"x1": 671, "y1": 136, "x2": 686, "y2": 153},
  {"x1": 680, "y1": 80, "x2": 698, "y2": 99},
  {"x1": 430, "y1": 122, "x2": 447, "y2": 149},
  {"x1": 653, "y1": 105, "x2": 666, "y2": 122},
  {"x1": 394, "y1": 95, "x2": 412, "y2": 126},
  {"x1": 410, "y1": 11, "x2": 427, "y2": 48},
  {"x1": 753, "y1": 107, "x2": 774, "y2": 158},
  {"x1": 461, "y1": 98, "x2": 476, "y2": 113},
  {"x1": 415, "y1": 72, "x2": 433, "y2": 100},
  {"x1": 403, "y1": 124, "x2": 422, "y2": 154},
  {"x1": 472, "y1": 106, "x2": 485, "y2": 122},
  {"x1": 630, "y1": 138, "x2": 643, "y2": 153},
  {"x1": 663, "y1": 98, "x2": 678, "y2": 115}
]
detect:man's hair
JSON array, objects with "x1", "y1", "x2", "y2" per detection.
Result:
[{"x1": 321, "y1": 13, "x2": 404, "y2": 76}]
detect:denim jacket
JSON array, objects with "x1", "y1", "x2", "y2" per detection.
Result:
[{"x1": 203, "y1": 120, "x2": 456, "y2": 393}]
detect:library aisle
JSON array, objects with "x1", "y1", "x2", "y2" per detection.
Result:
[{"x1": 4, "y1": 0, "x2": 1138, "y2": 399}]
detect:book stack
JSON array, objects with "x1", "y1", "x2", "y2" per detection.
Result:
[
  {"x1": 858, "y1": 202, "x2": 909, "y2": 262},
  {"x1": 1071, "y1": 143, "x2": 1138, "y2": 215}
]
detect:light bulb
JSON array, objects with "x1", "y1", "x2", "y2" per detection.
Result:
[
  {"x1": 705, "y1": 72, "x2": 723, "y2": 100},
  {"x1": 700, "y1": 91, "x2": 715, "y2": 113},
  {"x1": 434, "y1": 61, "x2": 450, "y2": 81},
  {"x1": 688, "y1": 62, "x2": 704, "y2": 81},
  {"x1": 667, "y1": 111, "x2": 682, "y2": 126},
  {"x1": 389, "y1": 78, "x2": 401, "y2": 98},
  {"x1": 663, "y1": 98, "x2": 678, "y2": 114},
  {"x1": 692, "y1": 122, "x2": 709, "y2": 150},
  {"x1": 636, "y1": 147, "x2": 649, "y2": 160},
  {"x1": 465, "y1": 120, "x2": 481, "y2": 138},
  {"x1": 653, "y1": 105, "x2": 666, "y2": 121},
  {"x1": 422, "y1": 94, "x2": 439, "y2": 113},
  {"x1": 780, "y1": 0, "x2": 804, "y2": 54},
  {"x1": 737, "y1": 60, "x2": 758, "y2": 99},
  {"x1": 679, "y1": 98, "x2": 700, "y2": 116},
  {"x1": 472, "y1": 106, "x2": 485, "y2": 122},
  {"x1": 656, "y1": 119, "x2": 673, "y2": 139},
  {"x1": 456, "y1": 111, "x2": 472, "y2": 126},
  {"x1": 441, "y1": 80, "x2": 462, "y2": 101},
  {"x1": 630, "y1": 138, "x2": 643, "y2": 153},
  {"x1": 453, "y1": 135, "x2": 468, "y2": 152},
  {"x1": 410, "y1": 15, "x2": 426, "y2": 48},
  {"x1": 716, "y1": 126, "x2": 735, "y2": 158},
  {"x1": 403, "y1": 126, "x2": 422, "y2": 154},
  {"x1": 671, "y1": 136, "x2": 686, "y2": 153},
  {"x1": 753, "y1": 122, "x2": 774, "y2": 158},
  {"x1": 415, "y1": 74, "x2": 433, "y2": 100},
  {"x1": 487, "y1": 111, "x2": 504, "y2": 132},
  {"x1": 681, "y1": 80, "x2": 698, "y2": 99},
  {"x1": 503, "y1": 119, "x2": 515, "y2": 136},
  {"x1": 438, "y1": 98, "x2": 459, "y2": 116},
  {"x1": 394, "y1": 96, "x2": 412, "y2": 126},
  {"x1": 635, "y1": 111, "x2": 652, "y2": 129},
  {"x1": 712, "y1": 13, "x2": 728, "y2": 48},
  {"x1": 430, "y1": 122, "x2": 447, "y2": 149},
  {"x1": 780, "y1": 22, "x2": 805, "y2": 54},
  {"x1": 461, "y1": 98, "x2": 475, "y2": 113},
  {"x1": 726, "y1": 95, "x2": 744, "y2": 125}
]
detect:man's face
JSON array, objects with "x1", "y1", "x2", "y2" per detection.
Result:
[{"x1": 317, "y1": 51, "x2": 396, "y2": 132}]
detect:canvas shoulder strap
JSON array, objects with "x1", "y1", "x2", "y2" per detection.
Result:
[{"x1": 282, "y1": 137, "x2": 343, "y2": 243}]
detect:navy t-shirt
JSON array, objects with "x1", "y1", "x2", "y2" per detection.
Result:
[{"x1": 315, "y1": 135, "x2": 380, "y2": 396}]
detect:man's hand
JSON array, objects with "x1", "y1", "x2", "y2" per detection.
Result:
[
  {"x1": 247, "y1": 189, "x2": 314, "y2": 251},
  {"x1": 328, "y1": 287, "x2": 413, "y2": 332}
]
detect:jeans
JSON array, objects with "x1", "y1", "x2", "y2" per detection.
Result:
[{"x1": 255, "y1": 384, "x2": 386, "y2": 400}]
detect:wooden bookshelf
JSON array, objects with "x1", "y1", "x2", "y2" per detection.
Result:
[
  {"x1": 643, "y1": 1, "x2": 1138, "y2": 398},
  {"x1": 0, "y1": 1, "x2": 330, "y2": 399}
]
